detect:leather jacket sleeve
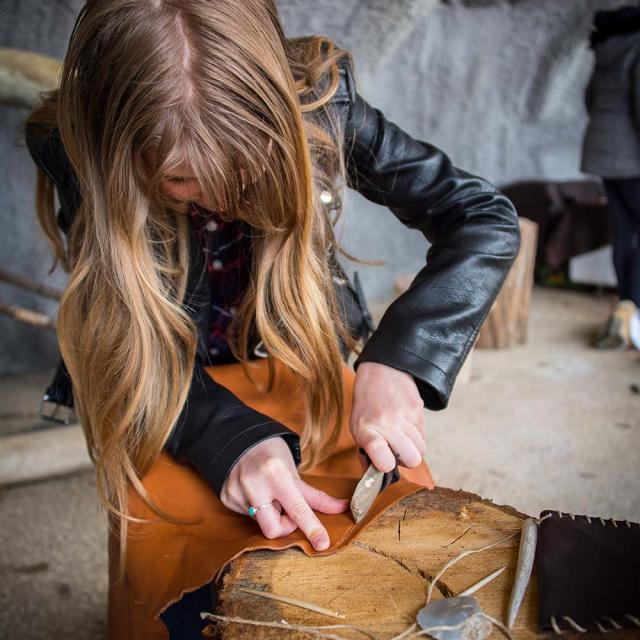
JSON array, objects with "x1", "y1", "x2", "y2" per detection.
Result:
[
  {"x1": 24, "y1": 124, "x2": 302, "y2": 498},
  {"x1": 339, "y1": 58, "x2": 521, "y2": 410}
]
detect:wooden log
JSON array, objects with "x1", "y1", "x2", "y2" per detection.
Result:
[
  {"x1": 208, "y1": 488, "x2": 527, "y2": 638},
  {"x1": 209, "y1": 487, "x2": 633, "y2": 639},
  {"x1": 0, "y1": 301, "x2": 56, "y2": 330},
  {"x1": 476, "y1": 218, "x2": 538, "y2": 349},
  {"x1": 0, "y1": 47, "x2": 61, "y2": 108}
]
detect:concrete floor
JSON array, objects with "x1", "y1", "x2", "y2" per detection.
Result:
[
  {"x1": 425, "y1": 287, "x2": 640, "y2": 522},
  {"x1": 1, "y1": 286, "x2": 639, "y2": 639}
]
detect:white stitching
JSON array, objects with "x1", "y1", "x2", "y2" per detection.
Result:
[
  {"x1": 602, "y1": 616, "x2": 622, "y2": 630},
  {"x1": 550, "y1": 616, "x2": 563, "y2": 634},
  {"x1": 542, "y1": 512, "x2": 640, "y2": 528},
  {"x1": 562, "y1": 616, "x2": 587, "y2": 633},
  {"x1": 595, "y1": 620, "x2": 608, "y2": 633}
]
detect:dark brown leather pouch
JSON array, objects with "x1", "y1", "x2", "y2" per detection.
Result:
[{"x1": 537, "y1": 509, "x2": 640, "y2": 634}]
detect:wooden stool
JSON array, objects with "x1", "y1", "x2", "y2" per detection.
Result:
[
  {"x1": 393, "y1": 218, "x2": 538, "y2": 352},
  {"x1": 476, "y1": 218, "x2": 539, "y2": 349}
]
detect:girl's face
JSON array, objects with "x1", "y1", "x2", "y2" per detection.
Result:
[
  {"x1": 160, "y1": 162, "x2": 226, "y2": 211},
  {"x1": 159, "y1": 139, "x2": 270, "y2": 211}
]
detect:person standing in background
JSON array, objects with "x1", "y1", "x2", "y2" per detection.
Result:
[{"x1": 581, "y1": 3, "x2": 640, "y2": 350}]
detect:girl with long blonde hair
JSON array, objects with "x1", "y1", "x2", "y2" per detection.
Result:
[{"x1": 24, "y1": 0, "x2": 520, "y2": 636}]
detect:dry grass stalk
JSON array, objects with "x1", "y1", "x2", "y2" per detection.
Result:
[{"x1": 236, "y1": 586, "x2": 346, "y2": 619}]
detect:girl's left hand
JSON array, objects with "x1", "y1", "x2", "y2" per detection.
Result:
[{"x1": 349, "y1": 361, "x2": 428, "y2": 473}]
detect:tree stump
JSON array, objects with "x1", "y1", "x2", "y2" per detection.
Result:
[
  {"x1": 207, "y1": 487, "x2": 546, "y2": 639},
  {"x1": 476, "y1": 217, "x2": 538, "y2": 349}
]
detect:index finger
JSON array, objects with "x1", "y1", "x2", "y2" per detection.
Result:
[
  {"x1": 270, "y1": 473, "x2": 330, "y2": 551},
  {"x1": 250, "y1": 498, "x2": 299, "y2": 540}
]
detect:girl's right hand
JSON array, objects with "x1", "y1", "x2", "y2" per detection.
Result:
[{"x1": 219, "y1": 436, "x2": 350, "y2": 550}]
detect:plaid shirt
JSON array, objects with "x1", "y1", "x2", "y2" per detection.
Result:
[{"x1": 188, "y1": 203, "x2": 252, "y2": 364}]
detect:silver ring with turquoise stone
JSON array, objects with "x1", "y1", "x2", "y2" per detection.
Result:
[{"x1": 248, "y1": 501, "x2": 276, "y2": 517}]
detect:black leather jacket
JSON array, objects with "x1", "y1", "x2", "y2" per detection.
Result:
[{"x1": 24, "y1": 56, "x2": 520, "y2": 498}]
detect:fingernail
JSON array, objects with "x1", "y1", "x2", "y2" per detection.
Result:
[{"x1": 315, "y1": 536, "x2": 330, "y2": 550}]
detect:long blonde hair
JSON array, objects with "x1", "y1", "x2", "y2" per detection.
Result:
[{"x1": 25, "y1": 0, "x2": 372, "y2": 580}]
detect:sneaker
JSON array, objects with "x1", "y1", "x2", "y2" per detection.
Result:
[
  {"x1": 594, "y1": 300, "x2": 638, "y2": 350},
  {"x1": 630, "y1": 309, "x2": 640, "y2": 351}
]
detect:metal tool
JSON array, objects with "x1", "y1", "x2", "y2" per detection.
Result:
[
  {"x1": 506, "y1": 517, "x2": 538, "y2": 628},
  {"x1": 350, "y1": 447, "x2": 400, "y2": 523}
]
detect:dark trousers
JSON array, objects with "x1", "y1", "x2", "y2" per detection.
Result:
[
  {"x1": 159, "y1": 581, "x2": 217, "y2": 639},
  {"x1": 603, "y1": 177, "x2": 640, "y2": 306}
]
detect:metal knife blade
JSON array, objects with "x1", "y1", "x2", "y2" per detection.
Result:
[{"x1": 350, "y1": 447, "x2": 400, "y2": 523}]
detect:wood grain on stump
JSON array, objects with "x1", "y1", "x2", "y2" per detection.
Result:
[
  {"x1": 209, "y1": 487, "x2": 634, "y2": 639},
  {"x1": 209, "y1": 487, "x2": 540, "y2": 639}
]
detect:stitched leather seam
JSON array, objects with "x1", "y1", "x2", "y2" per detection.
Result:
[{"x1": 393, "y1": 345, "x2": 449, "y2": 380}]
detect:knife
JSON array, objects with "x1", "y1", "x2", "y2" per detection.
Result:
[{"x1": 350, "y1": 447, "x2": 401, "y2": 523}]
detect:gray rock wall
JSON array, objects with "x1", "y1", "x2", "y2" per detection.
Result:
[
  {"x1": 0, "y1": 0, "x2": 625, "y2": 373},
  {"x1": 280, "y1": 0, "x2": 625, "y2": 309},
  {"x1": 0, "y1": 0, "x2": 84, "y2": 375}
]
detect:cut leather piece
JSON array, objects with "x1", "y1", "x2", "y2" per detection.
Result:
[{"x1": 107, "y1": 357, "x2": 435, "y2": 640}]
